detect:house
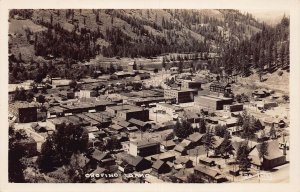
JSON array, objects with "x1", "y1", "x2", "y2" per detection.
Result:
[
  {"x1": 173, "y1": 168, "x2": 194, "y2": 183},
  {"x1": 9, "y1": 102, "x2": 37, "y2": 123},
  {"x1": 128, "y1": 118, "x2": 151, "y2": 131},
  {"x1": 249, "y1": 140, "x2": 286, "y2": 170},
  {"x1": 119, "y1": 154, "x2": 152, "y2": 172},
  {"x1": 187, "y1": 132, "x2": 205, "y2": 147},
  {"x1": 152, "y1": 160, "x2": 171, "y2": 175},
  {"x1": 174, "y1": 145, "x2": 187, "y2": 155},
  {"x1": 170, "y1": 67, "x2": 179, "y2": 74},
  {"x1": 174, "y1": 156, "x2": 193, "y2": 168},
  {"x1": 209, "y1": 82, "x2": 231, "y2": 94},
  {"x1": 151, "y1": 151, "x2": 176, "y2": 162},
  {"x1": 194, "y1": 165, "x2": 226, "y2": 183},
  {"x1": 252, "y1": 89, "x2": 270, "y2": 98},
  {"x1": 160, "y1": 140, "x2": 176, "y2": 151},
  {"x1": 89, "y1": 150, "x2": 115, "y2": 168},
  {"x1": 129, "y1": 139, "x2": 160, "y2": 157},
  {"x1": 134, "y1": 73, "x2": 151, "y2": 80},
  {"x1": 199, "y1": 157, "x2": 216, "y2": 167}
]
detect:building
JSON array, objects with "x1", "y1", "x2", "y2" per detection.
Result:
[
  {"x1": 89, "y1": 150, "x2": 115, "y2": 168},
  {"x1": 152, "y1": 160, "x2": 171, "y2": 175},
  {"x1": 116, "y1": 107, "x2": 149, "y2": 121},
  {"x1": 118, "y1": 154, "x2": 152, "y2": 173},
  {"x1": 129, "y1": 139, "x2": 160, "y2": 157},
  {"x1": 181, "y1": 80, "x2": 202, "y2": 90},
  {"x1": 174, "y1": 157, "x2": 193, "y2": 168},
  {"x1": 151, "y1": 151, "x2": 176, "y2": 162},
  {"x1": 127, "y1": 62, "x2": 135, "y2": 72},
  {"x1": 156, "y1": 103, "x2": 183, "y2": 116},
  {"x1": 160, "y1": 140, "x2": 176, "y2": 151},
  {"x1": 195, "y1": 95, "x2": 233, "y2": 110},
  {"x1": 9, "y1": 102, "x2": 37, "y2": 123},
  {"x1": 249, "y1": 140, "x2": 286, "y2": 170},
  {"x1": 77, "y1": 90, "x2": 98, "y2": 98},
  {"x1": 224, "y1": 104, "x2": 243, "y2": 112},
  {"x1": 164, "y1": 88, "x2": 197, "y2": 103},
  {"x1": 169, "y1": 67, "x2": 179, "y2": 74},
  {"x1": 16, "y1": 137, "x2": 38, "y2": 157},
  {"x1": 209, "y1": 82, "x2": 231, "y2": 94},
  {"x1": 134, "y1": 73, "x2": 150, "y2": 81},
  {"x1": 194, "y1": 165, "x2": 226, "y2": 183},
  {"x1": 46, "y1": 115, "x2": 90, "y2": 130},
  {"x1": 187, "y1": 132, "x2": 205, "y2": 147},
  {"x1": 128, "y1": 118, "x2": 151, "y2": 131}
]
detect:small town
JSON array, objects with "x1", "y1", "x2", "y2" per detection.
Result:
[{"x1": 8, "y1": 9, "x2": 290, "y2": 183}]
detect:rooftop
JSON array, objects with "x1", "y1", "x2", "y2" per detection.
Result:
[{"x1": 131, "y1": 139, "x2": 159, "y2": 148}]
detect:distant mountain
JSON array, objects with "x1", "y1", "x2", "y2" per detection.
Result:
[{"x1": 8, "y1": 9, "x2": 264, "y2": 63}]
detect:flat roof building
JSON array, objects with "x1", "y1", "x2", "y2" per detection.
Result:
[
  {"x1": 129, "y1": 139, "x2": 160, "y2": 157},
  {"x1": 9, "y1": 102, "x2": 37, "y2": 123},
  {"x1": 164, "y1": 88, "x2": 197, "y2": 103},
  {"x1": 195, "y1": 95, "x2": 233, "y2": 110}
]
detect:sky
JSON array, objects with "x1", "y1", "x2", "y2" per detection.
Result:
[{"x1": 240, "y1": 9, "x2": 289, "y2": 25}]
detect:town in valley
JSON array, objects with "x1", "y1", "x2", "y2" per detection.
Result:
[{"x1": 8, "y1": 9, "x2": 290, "y2": 183}]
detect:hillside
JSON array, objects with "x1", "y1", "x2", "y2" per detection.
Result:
[{"x1": 9, "y1": 9, "x2": 263, "y2": 63}]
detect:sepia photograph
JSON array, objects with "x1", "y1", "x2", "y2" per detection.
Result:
[{"x1": 6, "y1": 8, "x2": 292, "y2": 184}]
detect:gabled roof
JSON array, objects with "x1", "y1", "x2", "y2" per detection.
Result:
[
  {"x1": 187, "y1": 132, "x2": 204, "y2": 143},
  {"x1": 161, "y1": 140, "x2": 176, "y2": 147},
  {"x1": 92, "y1": 167, "x2": 107, "y2": 175},
  {"x1": 174, "y1": 145, "x2": 186, "y2": 153},
  {"x1": 257, "y1": 140, "x2": 284, "y2": 160},
  {"x1": 174, "y1": 156, "x2": 191, "y2": 164},
  {"x1": 212, "y1": 136, "x2": 225, "y2": 149},
  {"x1": 122, "y1": 154, "x2": 144, "y2": 167},
  {"x1": 91, "y1": 150, "x2": 109, "y2": 161},
  {"x1": 152, "y1": 160, "x2": 165, "y2": 170},
  {"x1": 180, "y1": 139, "x2": 192, "y2": 147},
  {"x1": 194, "y1": 165, "x2": 221, "y2": 178}
]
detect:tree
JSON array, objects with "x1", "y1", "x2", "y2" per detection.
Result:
[
  {"x1": 36, "y1": 95, "x2": 46, "y2": 104},
  {"x1": 236, "y1": 142, "x2": 251, "y2": 172},
  {"x1": 253, "y1": 119, "x2": 263, "y2": 132},
  {"x1": 9, "y1": 127, "x2": 26, "y2": 182},
  {"x1": 69, "y1": 80, "x2": 77, "y2": 89},
  {"x1": 269, "y1": 123, "x2": 276, "y2": 139},
  {"x1": 258, "y1": 133, "x2": 268, "y2": 159},
  {"x1": 109, "y1": 63, "x2": 116, "y2": 74},
  {"x1": 37, "y1": 123, "x2": 88, "y2": 172},
  {"x1": 214, "y1": 124, "x2": 228, "y2": 138},
  {"x1": 198, "y1": 118, "x2": 207, "y2": 134},
  {"x1": 173, "y1": 119, "x2": 194, "y2": 139},
  {"x1": 162, "y1": 57, "x2": 166, "y2": 69},
  {"x1": 106, "y1": 136, "x2": 122, "y2": 152},
  {"x1": 187, "y1": 172, "x2": 204, "y2": 183},
  {"x1": 218, "y1": 133, "x2": 233, "y2": 158},
  {"x1": 203, "y1": 127, "x2": 216, "y2": 157},
  {"x1": 132, "y1": 61, "x2": 137, "y2": 70}
]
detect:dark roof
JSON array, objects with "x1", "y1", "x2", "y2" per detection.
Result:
[
  {"x1": 210, "y1": 81, "x2": 230, "y2": 88},
  {"x1": 122, "y1": 155, "x2": 144, "y2": 167},
  {"x1": 152, "y1": 160, "x2": 165, "y2": 170},
  {"x1": 194, "y1": 165, "x2": 221, "y2": 178}
]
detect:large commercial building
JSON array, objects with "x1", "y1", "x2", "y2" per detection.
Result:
[
  {"x1": 195, "y1": 95, "x2": 233, "y2": 110},
  {"x1": 129, "y1": 139, "x2": 160, "y2": 157},
  {"x1": 164, "y1": 88, "x2": 197, "y2": 103},
  {"x1": 156, "y1": 103, "x2": 183, "y2": 116},
  {"x1": 9, "y1": 102, "x2": 37, "y2": 123}
]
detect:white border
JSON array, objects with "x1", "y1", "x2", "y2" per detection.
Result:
[{"x1": 0, "y1": 0, "x2": 299, "y2": 192}]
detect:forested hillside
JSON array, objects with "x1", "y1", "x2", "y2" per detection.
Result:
[{"x1": 8, "y1": 9, "x2": 289, "y2": 84}]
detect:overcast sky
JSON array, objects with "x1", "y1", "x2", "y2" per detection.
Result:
[{"x1": 239, "y1": 10, "x2": 289, "y2": 25}]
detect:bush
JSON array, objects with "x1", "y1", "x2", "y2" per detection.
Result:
[{"x1": 278, "y1": 71, "x2": 283, "y2": 76}]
